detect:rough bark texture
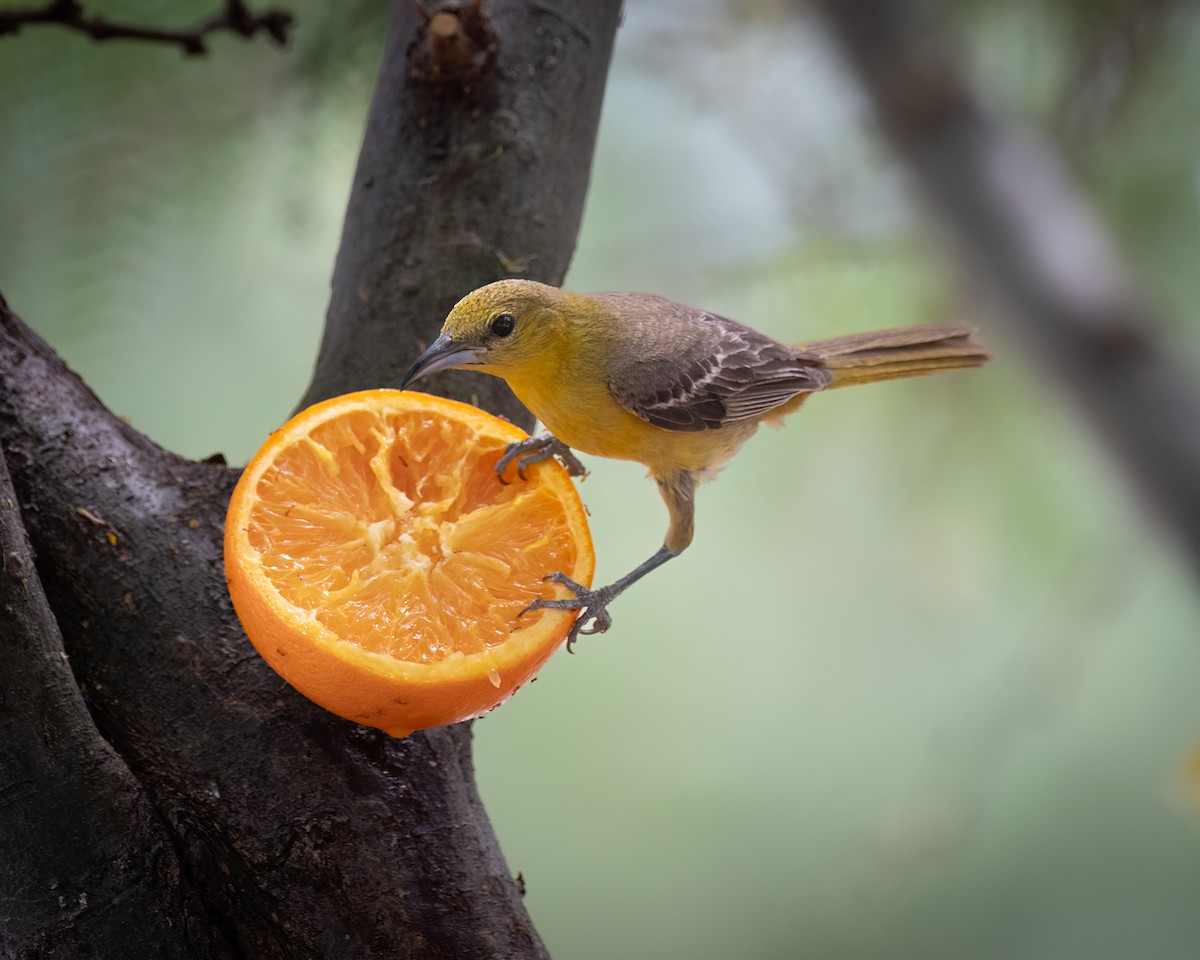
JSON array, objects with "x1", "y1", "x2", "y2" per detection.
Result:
[
  {"x1": 0, "y1": 445, "x2": 228, "y2": 959},
  {"x1": 813, "y1": 0, "x2": 1200, "y2": 575},
  {"x1": 0, "y1": 1, "x2": 621, "y2": 956},
  {"x1": 301, "y1": 0, "x2": 618, "y2": 412}
]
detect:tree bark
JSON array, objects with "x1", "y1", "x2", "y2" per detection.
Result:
[
  {"x1": 0, "y1": 1, "x2": 620, "y2": 956},
  {"x1": 301, "y1": 0, "x2": 618, "y2": 412},
  {"x1": 0, "y1": 443, "x2": 229, "y2": 958}
]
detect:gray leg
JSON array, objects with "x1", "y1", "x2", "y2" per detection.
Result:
[{"x1": 522, "y1": 545, "x2": 678, "y2": 651}]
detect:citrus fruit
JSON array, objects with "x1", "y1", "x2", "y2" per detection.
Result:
[{"x1": 224, "y1": 389, "x2": 594, "y2": 737}]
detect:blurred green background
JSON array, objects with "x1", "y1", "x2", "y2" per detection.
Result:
[{"x1": 4, "y1": 1, "x2": 1200, "y2": 957}]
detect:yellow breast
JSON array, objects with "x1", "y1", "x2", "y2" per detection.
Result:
[{"x1": 503, "y1": 372, "x2": 756, "y2": 479}]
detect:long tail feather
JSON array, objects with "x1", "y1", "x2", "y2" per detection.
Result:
[{"x1": 796, "y1": 323, "x2": 991, "y2": 388}]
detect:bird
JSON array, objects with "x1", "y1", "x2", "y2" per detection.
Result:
[{"x1": 402, "y1": 279, "x2": 991, "y2": 647}]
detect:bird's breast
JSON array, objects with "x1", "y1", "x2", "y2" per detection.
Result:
[{"x1": 504, "y1": 371, "x2": 757, "y2": 478}]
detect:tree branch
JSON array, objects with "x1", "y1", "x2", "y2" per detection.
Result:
[
  {"x1": 299, "y1": 0, "x2": 621, "y2": 411},
  {"x1": 0, "y1": 293, "x2": 548, "y2": 957},
  {"x1": 0, "y1": 435, "x2": 231, "y2": 957},
  {"x1": 0, "y1": 0, "x2": 621, "y2": 952},
  {"x1": 813, "y1": 0, "x2": 1200, "y2": 577},
  {"x1": 0, "y1": 0, "x2": 293, "y2": 56}
]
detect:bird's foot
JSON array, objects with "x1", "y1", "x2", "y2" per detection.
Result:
[
  {"x1": 496, "y1": 435, "x2": 588, "y2": 483},
  {"x1": 520, "y1": 572, "x2": 615, "y2": 652}
]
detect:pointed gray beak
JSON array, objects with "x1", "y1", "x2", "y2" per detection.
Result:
[{"x1": 401, "y1": 333, "x2": 485, "y2": 390}]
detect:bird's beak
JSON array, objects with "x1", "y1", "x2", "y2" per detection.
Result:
[{"x1": 401, "y1": 333, "x2": 485, "y2": 390}]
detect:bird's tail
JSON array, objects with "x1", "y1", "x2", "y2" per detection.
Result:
[{"x1": 795, "y1": 323, "x2": 991, "y2": 389}]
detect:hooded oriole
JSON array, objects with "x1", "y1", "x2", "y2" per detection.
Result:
[{"x1": 402, "y1": 279, "x2": 990, "y2": 646}]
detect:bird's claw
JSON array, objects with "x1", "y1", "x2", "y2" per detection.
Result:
[
  {"x1": 543, "y1": 570, "x2": 586, "y2": 592},
  {"x1": 495, "y1": 435, "x2": 588, "y2": 484},
  {"x1": 519, "y1": 574, "x2": 614, "y2": 652}
]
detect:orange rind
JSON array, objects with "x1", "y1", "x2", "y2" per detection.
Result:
[{"x1": 224, "y1": 389, "x2": 594, "y2": 737}]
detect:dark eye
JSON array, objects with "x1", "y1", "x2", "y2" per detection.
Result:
[{"x1": 490, "y1": 313, "x2": 516, "y2": 337}]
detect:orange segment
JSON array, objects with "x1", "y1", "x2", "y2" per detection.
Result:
[{"x1": 224, "y1": 389, "x2": 594, "y2": 737}]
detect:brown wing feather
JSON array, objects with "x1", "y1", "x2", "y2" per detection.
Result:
[{"x1": 605, "y1": 311, "x2": 832, "y2": 433}]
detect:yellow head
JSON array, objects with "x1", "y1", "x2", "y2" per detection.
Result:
[{"x1": 402, "y1": 279, "x2": 580, "y2": 388}]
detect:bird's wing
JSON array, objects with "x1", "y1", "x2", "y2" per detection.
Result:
[{"x1": 605, "y1": 311, "x2": 833, "y2": 433}]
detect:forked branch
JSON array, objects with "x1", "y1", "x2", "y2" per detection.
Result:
[{"x1": 0, "y1": 0, "x2": 622, "y2": 954}]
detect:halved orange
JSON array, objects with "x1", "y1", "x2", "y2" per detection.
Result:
[{"x1": 224, "y1": 389, "x2": 594, "y2": 738}]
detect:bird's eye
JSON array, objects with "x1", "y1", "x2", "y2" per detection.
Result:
[{"x1": 490, "y1": 313, "x2": 516, "y2": 337}]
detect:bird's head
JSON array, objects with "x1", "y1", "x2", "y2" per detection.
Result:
[{"x1": 402, "y1": 279, "x2": 576, "y2": 389}]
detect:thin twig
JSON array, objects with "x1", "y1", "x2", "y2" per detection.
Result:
[{"x1": 0, "y1": 0, "x2": 293, "y2": 56}]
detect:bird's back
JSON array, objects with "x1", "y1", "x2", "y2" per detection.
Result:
[{"x1": 587, "y1": 291, "x2": 831, "y2": 433}]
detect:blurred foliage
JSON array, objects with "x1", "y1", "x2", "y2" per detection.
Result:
[
  {"x1": 3, "y1": 1, "x2": 1200, "y2": 959},
  {"x1": 0, "y1": 0, "x2": 383, "y2": 452}
]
